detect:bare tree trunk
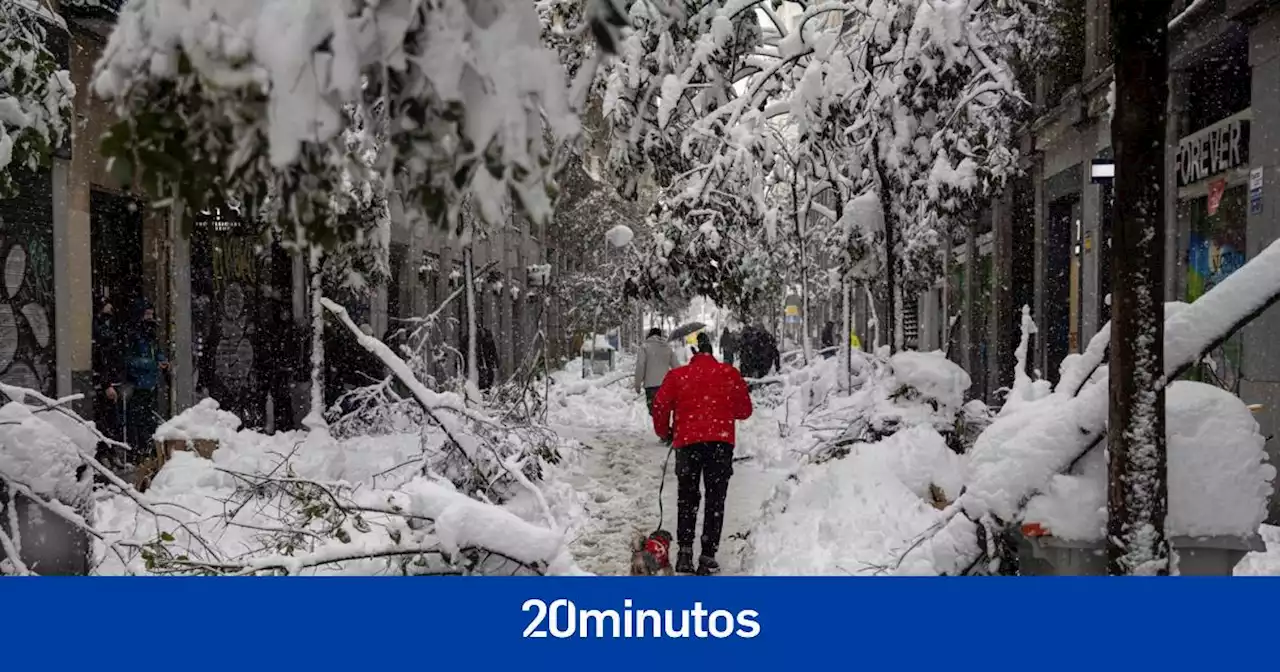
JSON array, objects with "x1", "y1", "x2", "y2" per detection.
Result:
[
  {"x1": 302, "y1": 247, "x2": 328, "y2": 434},
  {"x1": 463, "y1": 247, "x2": 479, "y2": 397},
  {"x1": 1107, "y1": 0, "x2": 1171, "y2": 576},
  {"x1": 841, "y1": 277, "x2": 852, "y2": 391}
]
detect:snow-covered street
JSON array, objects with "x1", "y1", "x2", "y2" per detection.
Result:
[{"x1": 549, "y1": 358, "x2": 788, "y2": 575}]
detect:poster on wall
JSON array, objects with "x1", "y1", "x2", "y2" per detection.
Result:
[
  {"x1": 1208, "y1": 179, "x2": 1227, "y2": 216},
  {"x1": 1252, "y1": 167, "x2": 1264, "y2": 216}
]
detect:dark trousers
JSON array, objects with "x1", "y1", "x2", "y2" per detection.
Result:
[
  {"x1": 675, "y1": 442, "x2": 734, "y2": 558},
  {"x1": 94, "y1": 390, "x2": 123, "y2": 442},
  {"x1": 126, "y1": 388, "x2": 160, "y2": 459},
  {"x1": 93, "y1": 389, "x2": 125, "y2": 466}
]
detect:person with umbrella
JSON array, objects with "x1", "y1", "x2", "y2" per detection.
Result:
[{"x1": 634, "y1": 327, "x2": 677, "y2": 422}]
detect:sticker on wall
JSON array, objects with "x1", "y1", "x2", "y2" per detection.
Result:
[
  {"x1": 1251, "y1": 167, "x2": 1264, "y2": 216},
  {"x1": 1208, "y1": 178, "x2": 1227, "y2": 216}
]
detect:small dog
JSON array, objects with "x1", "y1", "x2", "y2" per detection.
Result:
[{"x1": 630, "y1": 529, "x2": 675, "y2": 576}]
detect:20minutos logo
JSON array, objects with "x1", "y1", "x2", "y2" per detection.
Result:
[{"x1": 522, "y1": 599, "x2": 760, "y2": 639}]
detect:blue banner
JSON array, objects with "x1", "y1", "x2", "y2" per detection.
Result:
[{"x1": 1, "y1": 578, "x2": 1272, "y2": 669}]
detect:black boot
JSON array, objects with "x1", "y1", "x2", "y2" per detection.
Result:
[
  {"x1": 696, "y1": 555, "x2": 720, "y2": 576},
  {"x1": 675, "y1": 547, "x2": 695, "y2": 574}
]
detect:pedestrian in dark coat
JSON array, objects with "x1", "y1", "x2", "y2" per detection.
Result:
[
  {"x1": 92, "y1": 300, "x2": 127, "y2": 467},
  {"x1": 719, "y1": 327, "x2": 738, "y2": 366},
  {"x1": 820, "y1": 321, "x2": 837, "y2": 358},
  {"x1": 124, "y1": 302, "x2": 167, "y2": 460},
  {"x1": 739, "y1": 323, "x2": 780, "y2": 379},
  {"x1": 652, "y1": 333, "x2": 753, "y2": 575}
]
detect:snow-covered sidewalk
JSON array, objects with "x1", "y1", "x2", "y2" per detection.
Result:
[{"x1": 548, "y1": 358, "x2": 786, "y2": 575}]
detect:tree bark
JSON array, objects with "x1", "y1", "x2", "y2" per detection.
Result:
[
  {"x1": 1107, "y1": 0, "x2": 1171, "y2": 576},
  {"x1": 464, "y1": 247, "x2": 479, "y2": 396},
  {"x1": 302, "y1": 247, "x2": 328, "y2": 434}
]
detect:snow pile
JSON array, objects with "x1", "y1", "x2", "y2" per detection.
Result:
[
  {"x1": 154, "y1": 398, "x2": 243, "y2": 444},
  {"x1": 738, "y1": 350, "x2": 989, "y2": 574},
  {"x1": 746, "y1": 425, "x2": 977, "y2": 575},
  {"x1": 1235, "y1": 525, "x2": 1280, "y2": 575},
  {"x1": 889, "y1": 350, "x2": 971, "y2": 412},
  {"x1": 547, "y1": 355, "x2": 650, "y2": 432},
  {"x1": 604, "y1": 224, "x2": 634, "y2": 248},
  {"x1": 1023, "y1": 381, "x2": 1274, "y2": 540},
  {"x1": 94, "y1": 404, "x2": 587, "y2": 576},
  {"x1": 0, "y1": 402, "x2": 89, "y2": 504}
]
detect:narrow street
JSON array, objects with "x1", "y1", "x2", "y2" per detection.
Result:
[{"x1": 551, "y1": 377, "x2": 784, "y2": 576}]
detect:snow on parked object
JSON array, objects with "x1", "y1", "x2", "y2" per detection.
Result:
[
  {"x1": 1235, "y1": 525, "x2": 1280, "y2": 575},
  {"x1": 1023, "y1": 381, "x2": 1274, "y2": 541},
  {"x1": 889, "y1": 350, "x2": 971, "y2": 411},
  {"x1": 154, "y1": 398, "x2": 242, "y2": 444},
  {"x1": 0, "y1": 402, "x2": 88, "y2": 503}
]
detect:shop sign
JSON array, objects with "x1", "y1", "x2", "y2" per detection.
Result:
[
  {"x1": 1176, "y1": 114, "x2": 1250, "y2": 187},
  {"x1": 1251, "y1": 167, "x2": 1264, "y2": 216},
  {"x1": 1208, "y1": 179, "x2": 1227, "y2": 216}
]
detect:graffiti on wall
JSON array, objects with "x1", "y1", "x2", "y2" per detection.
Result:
[
  {"x1": 0, "y1": 173, "x2": 56, "y2": 396},
  {"x1": 193, "y1": 225, "x2": 263, "y2": 426}
]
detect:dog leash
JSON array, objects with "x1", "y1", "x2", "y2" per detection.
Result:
[{"x1": 655, "y1": 444, "x2": 674, "y2": 532}]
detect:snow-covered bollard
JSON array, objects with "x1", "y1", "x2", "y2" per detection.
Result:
[
  {"x1": 0, "y1": 400, "x2": 95, "y2": 575},
  {"x1": 1018, "y1": 381, "x2": 1274, "y2": 575}
]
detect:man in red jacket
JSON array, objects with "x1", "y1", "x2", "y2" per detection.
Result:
[{"x1": 652, "y1": 333, "x2": 753, "y2": 575}]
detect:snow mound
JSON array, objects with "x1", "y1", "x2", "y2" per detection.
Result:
[
  {"x1": 0, "y1": 402, "x2": 88, "y2": 504},
  {"x1": 889, "y1": 351, "x2": 970, "y2": 411},
  {"x1": 746, "y1": 426, "x2": 974, "y2": 575},
  {"x1": 1022, "y1": 381, "x2": 1274, "y2": 540},
  {"x1": 605, "y1": 224, "x2": 634, "y2": 248},
  {"x1": 154, "y1": 398, "x2": 243, "y2": 444}
]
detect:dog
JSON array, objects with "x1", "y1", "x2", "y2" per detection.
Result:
[{"x1": 630, "y1": 529, "x2": 675, "y2": 576}]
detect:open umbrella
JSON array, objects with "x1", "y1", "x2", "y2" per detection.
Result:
[{"x1": 667, "y1": 321, "x2": 706, "y2": 342}]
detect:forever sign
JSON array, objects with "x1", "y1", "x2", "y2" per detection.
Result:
[{"x1": 1176, "y1": 116, "x2": 1250, "y2": 188}]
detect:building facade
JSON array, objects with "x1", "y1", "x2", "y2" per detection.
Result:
[
  {"x1": 986, "y1": 0, "x2": 1280, "y2": 514},
  {"x1": 0, "y1": 2, "x2": 581, "y2": 432}
]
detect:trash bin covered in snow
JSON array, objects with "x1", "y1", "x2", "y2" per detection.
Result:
[
  {"x1": 0, "y1": 394, "x2": 96, "y2": 575},
  {"x1": 580, "y1": 336, "x2": 616, "y2": 377},
  {"x1": 1016, "y1": 381, "x2": 1276, "y2": 576}
]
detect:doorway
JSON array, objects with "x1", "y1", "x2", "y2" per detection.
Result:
[{"x1": 90, "y1": 190, "x2": 144, "y2": 319}]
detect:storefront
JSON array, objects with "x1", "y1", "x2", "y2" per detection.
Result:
[{"x1": 1176, "y1": 110, "x2": 1252, "y2": 390}]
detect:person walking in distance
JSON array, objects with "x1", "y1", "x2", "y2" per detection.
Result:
[
  {"x1": 92, "y1": 299, "x2": 127, "y2": 466},
  {"x1": 652, "y1": 333, "x2": 753, "y2": 575},
  {"x1": 634, "y1": 327, "x2": 676, "y2": 417},
  {"x1": 719, "y1": 326, "x2": 738, "y2": 367},
  {"x1": 124, "y1": 302, "x2": 168, "y2": 460}
]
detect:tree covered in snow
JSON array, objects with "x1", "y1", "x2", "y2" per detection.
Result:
[
  {"x1": 0, "y1": 2, "x2": 74, "y2": 198},
  {"x1": 595, "y1": 0, "x2": 1053, "y2": 350},
  {"x1": 92, "y1": 0, "x2": 581, "y2": 245}
]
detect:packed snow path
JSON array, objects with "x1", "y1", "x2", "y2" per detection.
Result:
[{"x1": 548, "y1": 372, "x2": 783, "y2": 576}]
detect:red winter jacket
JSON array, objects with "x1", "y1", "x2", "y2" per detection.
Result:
[{"x1": 652, "y1": 353, "x2": 753, "y2": 449}]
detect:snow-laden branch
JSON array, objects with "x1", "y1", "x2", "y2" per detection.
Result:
[{"x1": 898, "y1": 236, "x2": 1280, "y2": 574}]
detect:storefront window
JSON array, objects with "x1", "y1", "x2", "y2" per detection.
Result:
[{"x1": 1185, "y1": 185, "x2": 1247, "y2": 390}]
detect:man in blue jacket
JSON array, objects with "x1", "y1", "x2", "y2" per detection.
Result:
[{"x1": 125, "y1": 302, "x2": 168, "y2": 459}]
